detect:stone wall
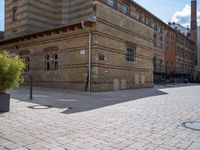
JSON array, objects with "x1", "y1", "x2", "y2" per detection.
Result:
[
  {"x1": 0, "y1": 28, "x2": 91, "y2": 91},
  {"x1": 4, "y1": 0, "x2": 94, "y2": 39},
  {"x1": 5, "y1": 0, "x2": 28, "y2": 38},
  {"x1": 91, "y1": 1, "x2": 154, "y2": 91}
]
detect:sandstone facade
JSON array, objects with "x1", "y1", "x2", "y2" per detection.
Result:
[
  {"x1": 0, "y1": 0, "x2": 196, "y2": 91},
  {"x1": 5, "y1": 0, "x2": 93, "y2": 39}
]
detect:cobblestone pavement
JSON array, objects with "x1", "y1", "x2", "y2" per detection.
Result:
[{"x1": 0, "y1": 84, "x2": 200, "y2": 150}]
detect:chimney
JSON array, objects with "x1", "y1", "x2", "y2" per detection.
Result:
[
  {"x1": 191, "y1": 0, "x2": 197, "y2": 43},
  {"x1": 191, "y1": 0, "x2": 198, "y2": 66}
]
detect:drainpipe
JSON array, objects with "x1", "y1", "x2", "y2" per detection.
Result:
[{"x1": 81, "y1": 21, "x2": 92, "y2": 92}]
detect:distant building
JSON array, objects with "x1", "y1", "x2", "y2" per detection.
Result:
[
  {"x1": 196, "y1": 26, "x2": 200, "y2": 72},
  {"x1": 169, "y1": 22, "x2": 191, "y2": 37},
  {"x1": 0, "y1": 32, "x2": 4, "y2": 40},
  {"x1": 167, "y1": 23, "x2": 195, "y2": 82}
]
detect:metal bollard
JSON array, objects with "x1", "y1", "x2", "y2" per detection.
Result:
[{"x1": 30, "y1": 75, "x2": 33, "y2": 100}]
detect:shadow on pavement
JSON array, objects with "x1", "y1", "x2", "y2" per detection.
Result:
[{"x1": 9, "y1": 86, "x2": 169, "y2": 114}]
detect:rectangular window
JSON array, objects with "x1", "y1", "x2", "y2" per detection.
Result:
[
  {"x1": 126, "y1": 47, "x2": 136, "y2": 62},
  {"x1": 154, "y1": 24, "x2": 157, "y2": 31},
  {"x1": 160, "y1": 28, "x2": 163, "y2": 34},
  {"x1": 135, "y1": 11, "x2": 142, "y2": 21},
  {"x1": 141, "y1": 14, "x2": 145, "y2": 22},
  {"x1": 145, "y1": 18, "x2": 150, "y2": 26},
  {"x1": 151, "y1": 22, "x2": 155, "y2": 29},
  {"x1": 12, "y1": 8, "x2": 17, "y2": 21},
  {"x1": 157, "y1": 25, "x2": 160, "y2": 32}
]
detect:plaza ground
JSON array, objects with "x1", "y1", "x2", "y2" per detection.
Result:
[{"x1": 0, "y1": 84, "x2": 200, "y2": 150}]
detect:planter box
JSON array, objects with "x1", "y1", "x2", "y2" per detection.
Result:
[{"x1": 0, "y1": 94, "x2": 10, "y2": 112}]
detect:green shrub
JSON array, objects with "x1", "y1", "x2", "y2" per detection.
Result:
[{"x1": 0, "y1": 51, "x2": 25, "y2": 94}]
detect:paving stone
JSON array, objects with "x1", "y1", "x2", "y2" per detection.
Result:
[
  {"x1": 13, "y1": 147, "x2": 29, "y2": 150},
  {"x1": 187, "y1": 142, "x2": 200, "y2": 150},
  {"x1": 0, "y1": 84, "x2": 200, "y2": 150}
]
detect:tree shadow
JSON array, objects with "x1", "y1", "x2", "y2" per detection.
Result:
[{"x1": 9, "y1": 86, "x2": 168, "y2": 114}]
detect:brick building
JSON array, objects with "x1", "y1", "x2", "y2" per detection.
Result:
[
  {"x1": 175, "y1": 30, "x2": 195, "y2": 81},
  {"x1": 164, "y1": 22, "x2": 196, "y2": 82},
  {"x1": 196, "y1": 26, "x2": 200, "y2": 74},
  {"x1": 0, "y1": 0, "x2": 197, "y2": 91},
  {"x1": 164, "y1": 27, "x2": 177, "y2": 79}
]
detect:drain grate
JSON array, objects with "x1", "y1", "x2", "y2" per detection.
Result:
[
  {"x1": 183, "y1": 121, "x2": 200, "y2": 131},
  {"x1": 28, "y1": 105, "x2": 53, "y2": 109}
]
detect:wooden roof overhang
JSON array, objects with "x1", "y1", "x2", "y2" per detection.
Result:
[{"x1": 0, "y1": 21, "x2": 94, "y2": 46}]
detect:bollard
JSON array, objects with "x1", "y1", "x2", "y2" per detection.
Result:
[{"x1": 30, "y1": 75, "x2": 33, "y2": 100}]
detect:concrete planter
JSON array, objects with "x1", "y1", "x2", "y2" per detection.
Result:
[{"x1": 0, "y1": 94, "x2": 10, "y2": 112}]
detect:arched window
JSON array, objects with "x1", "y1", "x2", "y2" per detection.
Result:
[
  {"x1": 121, "y1": 4, "x2": 129, "y2": 15},
  {"x1": 52, "y1": 54, "x2": 58, "y2": 71},
  {"x1": 25, "y1": 57, "x2": 30, "y2": 72},
  {"x1": 107, "y1": 0, "x2": 116, "y2": 8},
  {"x1": 45, "y1": 54, "x2": 50, "y2": 71}
]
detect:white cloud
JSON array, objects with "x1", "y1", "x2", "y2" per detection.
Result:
[{"x1": 171, "y1": 4, "x2": 200, "y2": 27}]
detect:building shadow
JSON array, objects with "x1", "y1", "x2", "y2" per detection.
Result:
[{"x1": 9, "y1": 86, "x2": 169, "y2": 114}]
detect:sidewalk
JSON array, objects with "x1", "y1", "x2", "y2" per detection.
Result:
[{"x1": 0, "y1": 84, "x2": 199, "y2": 150}]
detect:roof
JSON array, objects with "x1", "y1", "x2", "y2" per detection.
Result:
[
  {"x1": 128, "y1": 0, "x2": 168, "y2": 27},
  {"x1": 128, "y1": 0, "x2": 194, "y2": 42},
  {"x1": 0, "y1": 21, "x2": 94, "y2": 46}
]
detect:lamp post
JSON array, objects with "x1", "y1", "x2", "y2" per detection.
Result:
[
  {"x1": 81, "y1": 17, "x2": 96, "y2": 92},
  {"x1": 29, "y1": 74, "x2": 33, "y2": 100}
]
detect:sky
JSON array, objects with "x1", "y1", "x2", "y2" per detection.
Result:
[
  {"x1": 133, "y1": 0, "x2": 200, "y2": 27},
  {"x1": 0, "y1": 0, "x2": 199, "y2": 31}
]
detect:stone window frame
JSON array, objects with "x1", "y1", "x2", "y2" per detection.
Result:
[
  {"x1": 125, "y1": 42, "x2": 136, "y2": 63},
  {"x1": 44, "y1": 53, "x2": 59, "y2": 71},
  {"x1": 104, "y1": 0, "x2": 164, "y2": 33},
  {"x1": 141, "y1": 14, "x2": 145, "y2": 23},
  {"x1": 153, "y1": 33, "x2": 157, "y2": 47},
  {"x1": 145, "y1": 17, "x2": 150, "y2": 26},
  {"x1": 24, "y1": 56, "x2": 30, "y2": 72},
  {"x1": 12, "y1": 7, "x2": 17, "y2": 22},
  {"x1": 45, "y1": 54, "x2": 50, "y2": 71},
  {"x1": 18, "y1": 50, "x2": 31, "y2": 72},
  {"x1": 151, "y1": 20, "x2": 155, "y2": 29},
  {"x1": 120, "y1": 4, "x2": 129, "y2": 15},
  {"x1": 52, "y1": 53, "x2": 58, "y2": 71},
  {"x1": 106, "y1": 0, "x2": 117, "y2": 8},
  {"x1": 135, "y1": 11, "x2": 141, "y2": 20}
]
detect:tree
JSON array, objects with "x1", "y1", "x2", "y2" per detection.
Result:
[{"x1": 0, "y1": 51, "x2": 25, "y2": 94}]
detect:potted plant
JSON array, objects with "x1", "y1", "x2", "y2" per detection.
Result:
[{"x1": 0, "y1": 51, "x2": 25, "y2": 112}]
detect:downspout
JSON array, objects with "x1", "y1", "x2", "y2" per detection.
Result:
[{"x1": 81, "y1": 21, "x2": 92, "y2": 92}]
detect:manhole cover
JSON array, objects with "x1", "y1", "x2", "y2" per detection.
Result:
[
  {"x1": 183, "y1": 121, "x2": 200, "y2": 131},
  {"x1": 28, "y1": 105, "x2": 53, "y2": 109}
]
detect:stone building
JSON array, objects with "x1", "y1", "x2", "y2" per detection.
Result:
[
  {"x1": 0, "y1": 0, "x2": 197, "y2": 91},
  {"x1": 166, "y1": 0, "x2": 197, "y2": 82},
  {"x1": 164, "y1": 27, "x2": 177, "y2": 78},
  {"x1": 0, "y1": 32, "x2": 3, "y2": 40},
  {"x1": 196, "y1": 26, "x2": 200, "y2": 73},
  {"x1": 166, "y1": 23, "x2": 196, "y2": 82},
  {"x1": 4, "y1": 0, "x2": 94, "y2": 39},
  {"x1": 175, "y1": 31, "x2": 195, "y2": 81}
]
